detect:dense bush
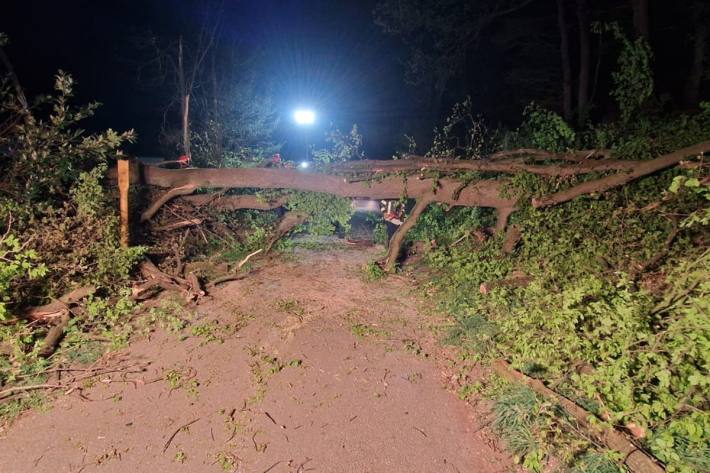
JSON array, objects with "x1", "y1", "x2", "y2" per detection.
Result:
[
  {"x1": 0, "y1": 72, "x2": 143, "y2": 307},
  {"x1": 417, "y1": 103, "x2": 709, "y2": 471},
  {"x1": 0, "y1": 66, "x2": 144, "y2": 415}
]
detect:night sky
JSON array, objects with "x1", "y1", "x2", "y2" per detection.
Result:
[
  {"x1": 2, "y1": 1, "x2": 707, "y2": 158},
  {"x1": 2, "y1": 0, "x2": 413, "y2": 157}
]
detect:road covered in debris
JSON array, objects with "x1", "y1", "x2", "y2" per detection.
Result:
[{"x1": 0, "y1": 244, "x2": 513, "y2": 473}]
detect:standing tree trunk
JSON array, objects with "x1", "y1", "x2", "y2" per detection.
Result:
[
  {"x1": 577, "y1": 0, "x2": 591, "y2": 126},
  {"x1": 556, "y1": 0, "x2": 573, "y2": 123},
  {"x1": 631, "y1": 0, "x2": 649, "y2": 40},
  {"x1": 684, "y1": 10, "x2": 707, "y2": 108},
  {"x1": 210, "y1": 50, "x2": 223, "y2": 164},
  {"x1": 178, "y1": 36, "x2": 191, "y2": 158}
]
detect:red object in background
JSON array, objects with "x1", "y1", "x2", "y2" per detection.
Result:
[
  {"x1": 271, "y1": 153, "x2": 281, "y2": 165},
  {"x1": 177, "y1": 155, "x2": 191, "y2": 168}
]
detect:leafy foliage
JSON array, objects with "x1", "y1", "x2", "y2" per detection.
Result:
[
  {"x1": 428, "y1": 161, "x2": 708, "y2": 472},
  {"x1": 514, "y1": 102, "x2": 576, "y2": 152},
  {"x1": 286, "y1": 192, "x2": 353, "y2": 236},
  {"x1": 190, "y1": 75, "x2": 279, "y2": 168},
  {"x1": 598, "y1": 23, "x2": 655, "y2": 123},
  {"x1": 312, "y1": 124, "x2": 364, "y2": 164},
  {"x1": 0, "y1": 72, "x2": 134, "y2": 203},
  {"x1": 417, "y1": 47, "x2": 710, "y2": 470},
  {"x1": 0, "y1": 221, "x2": 47, "y2": 320}
]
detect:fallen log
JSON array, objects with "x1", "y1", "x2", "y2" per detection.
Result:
[
  {"x1": 129, "y1": 165, "x2": 516, "y2": 212},
  {"x1": 24, "y1": 286, "x2": 96, "y2": 322},
  {"x1": 38, "y1": 310, "x2": 70, "y2": 357},
  {"x1": 501, "y1": 225, "x2": 522, "y2": 254},
  {"x1": 492, "y1": 360, "x2": 665, "y2": 473},
  {"x1": 331, "y1": 153, "x2": 635, "y2": 176}
]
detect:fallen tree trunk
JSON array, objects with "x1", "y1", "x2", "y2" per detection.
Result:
[
  {"x1": 114, "y1": 141, "x2": 708, "y2": 272},
  {"x1": 130, "y1": 165, "x2": 516, "y2": 211},
  {"x1": 134, "y1": 166, "x2": 517, "y2": 267}
]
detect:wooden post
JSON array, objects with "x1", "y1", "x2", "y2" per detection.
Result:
[{"x1": 117, "y1": 159, "x2": 130, "y2": 248}]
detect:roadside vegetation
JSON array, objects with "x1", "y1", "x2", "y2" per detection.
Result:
[{"x1": 405, "y1": 29, "x2": 709, "y2": 473}]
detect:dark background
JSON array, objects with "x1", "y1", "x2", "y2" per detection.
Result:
[{"x1": 2, "y1": 1, "x2": 707, "y2": 158}]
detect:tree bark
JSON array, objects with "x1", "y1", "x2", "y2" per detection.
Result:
[
  {"x1": 577, "y1": 0, "x2": 591, "y2": 125},
  {"x1": 178, "y1": 36, "x2": 191, "y2": 157},
  {"x1": 556, "y1": 0, "x2": 573, "y2": 122},
  {"x1": 333, "y1": 155, "x2": 637, "y2": 176}
]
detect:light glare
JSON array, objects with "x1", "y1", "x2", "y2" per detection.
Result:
[
  {"x1": 293, "y1": 109, "x2": 316, "y2": 125},
  {"x1": 299, "y1": 161, "x2": 310, "y2": 169}
]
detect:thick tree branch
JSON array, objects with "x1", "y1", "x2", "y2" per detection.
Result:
[
  {"x1": 141, "y1": 184, "x2": 198, "y2": 221},
  {"x1": 181, "y1": 194, "x2": 288, "y2": 211},
  {"x1": 532, "y1": 142, "x2": 710, "y2": 208},
  {"x1": 385, "y1": 195, "x2": 435, "y2": 272}
]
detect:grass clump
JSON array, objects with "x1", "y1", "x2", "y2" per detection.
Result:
[{"x1": 362, "y1": 261, "x2": 386, "y2": 282}]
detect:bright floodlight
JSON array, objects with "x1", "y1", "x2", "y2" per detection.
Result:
[
  {"x1": 299, "y1": 161, "x2": 310, "y2": 169},
  {"x1": 293, "y1": 109, "x2": 316, "y2": 125}
]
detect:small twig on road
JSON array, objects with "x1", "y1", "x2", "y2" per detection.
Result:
[
  {"x1": 264, "y1": 411, "x2": 285, "y2": 429},
  {"x1": 413, "y1": 426, "x2": 428, "y2": 437},
  {"x1": 162, "y1": 418, "x2": 200, "y2": 453},
  {"x1": 262, "y1": 461, "x2": 283, "y2": 473},
  {"x1": 296, "y1": 457, "x2": 313, "y2": 473},
  {"x1": 238, "y1": 248, "x2": 263, "y2": 269}
]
